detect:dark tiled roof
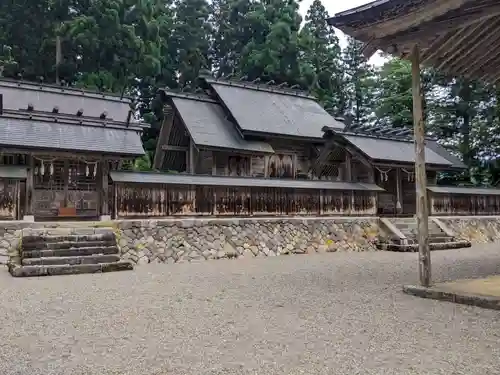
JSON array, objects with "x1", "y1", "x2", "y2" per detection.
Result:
[
  {"x1": 206, "y1": 79, "x2": 345, "y2": 138},
  {"x1": 0, "y1": 117, "x2": 144, "y2": 156},
  {"x1": 428, "y1": 186, "x2": 500, "y2": 196},
  {"x1": 171, "y1": 96, "x2": 274, "y2": 153},
  {"x1": 0, "y1": 79, "x2": 136, "y2": 124},
  {"x1": 341, "y1": 134, "x2": 454, "y2": 166},
  {"x1": 110, "y1": 171, "x2": 384, "y2": 191},
  {"x1": 425, "y1": 141, "x2": 466, "y2": 169},
  {"x1": 0, "y1": 165, "x2": 28, "y2": 179}
]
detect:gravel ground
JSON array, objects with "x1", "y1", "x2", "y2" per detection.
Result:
[{"x1": 1, "y1": 245, "x2": 500, "y2": 375}]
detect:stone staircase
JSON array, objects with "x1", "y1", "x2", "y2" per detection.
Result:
[
  {"x1": 377, "y1": 217, "x2": 471, "y2": 252},
  {"x1": 9, "y1": 227, "x2": 133, "y2": 277}
]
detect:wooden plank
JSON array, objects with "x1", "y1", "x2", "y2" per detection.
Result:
[
  {"x1": 160, "y1": 145, "x2": 188, "y2": 152},
  {"x1": 412, "y1": 45, "x2": 431, "y2": 288}
]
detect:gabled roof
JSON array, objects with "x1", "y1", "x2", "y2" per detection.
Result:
[
  {"x1": 0, "y1": 115, "x2": 144, "y2": 156},
  {"x1": 165, "y1": 91, "x2": 273, "y2": 153},
  {"x1": 0, "y1": 79, "x2": 138, "y2": 124},
  {"x1": 324, "y1": 127, "x2": 466, "y2": 169},
  {"x1": 203, "y1": 78, "x2": 345, "y2": 139}
]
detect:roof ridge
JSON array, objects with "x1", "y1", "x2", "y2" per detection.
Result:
[
  {"x1": 203, "y1": 77, "x2": 316, "y2": 100},
  {"x1": 0, "y1": 78, "x2": 132, "y2": 103},
  {"x1": 160, "y1": 89, "x2": 218, "y2": 104}
]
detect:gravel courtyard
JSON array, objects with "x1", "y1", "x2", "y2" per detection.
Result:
[{"x1": 1, "y1": 245, "x2": 500, "y2": 375}]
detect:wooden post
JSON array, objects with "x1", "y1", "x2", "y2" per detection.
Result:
[
  {"x1": 396, "y1": 167, "x2": 403, "y2": 215},
  {"x1": 345, "y1": 153, "x2": 353, "y2": 214},
  {"x1": 25, "y1": 155, "x2": 34, "y2": 217},
  {"x1": 411, "y1": 45, "x2": 431, "y2": 287},
  {"x1": 101, "y1": 160, "x2": 109, "y2": 216},
  {"x1": 55, "y1": 34, "x2": 62, "y2": 85}
]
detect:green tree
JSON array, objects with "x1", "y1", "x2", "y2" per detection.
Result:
[
  {"x1": 341, "y1": 36, "x2": 376, "y2": 124},
  {"x1": 238, "y1": 0, "x2": 303, "y2": 85},
  {"x1": 299, "y1": 0, "x2": 342, "y2": 109},
  {"x1": 210, "y1": 0, "x2": 252, "y2": 78},
  {"x1": 172, "y1": 0, "x2": 212, "y2": 87}
]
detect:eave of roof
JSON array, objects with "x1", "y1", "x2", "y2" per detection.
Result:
[
  {"x1": 110, "y1": 171, "x2": 385, "y2": 192},
  {"x1": 0, "y1": 116, "x2": 145, "y2": 156},
  {"x1": 325, "y1": 127, "x2": 464, "y2": 168},
  {"x1": 327, "y1": 0, "x2": 500, "y2": 84},
  {"x1": 428, "y1": 186, "x2": 500, "y2": 195}
]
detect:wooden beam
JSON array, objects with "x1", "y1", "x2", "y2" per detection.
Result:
[
  {"x1": 351, "y1": 0, "x2": 468, "y2": 40},
  {"x1": 160, "y1": 145, "x2": 188, "y2": 152},
  {"x1": 383, "y1": 4, "x2": 500, "y2": 49},
  {"x1": 445, "y1": 19, "x2": 500, "y2": 73},
  {"x1": 434, "y1": 19, "x2": 494, "y2": 71},
  {"x1": 153, "y1": 107, "x2": 174, "y2": 170},
  {"x1": 411, "y1": 45, "x2": 431, "y2": 288}
]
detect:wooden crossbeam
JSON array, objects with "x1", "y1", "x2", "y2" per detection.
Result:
[{"x1": 160, "y1": 145, "x2": 188, "y2": 152}]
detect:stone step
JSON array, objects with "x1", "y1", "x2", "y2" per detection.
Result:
[
  {"x1": 22, "y1": 233, "x2": 115, "y2": 245},
  {"x1": 22, "y1": 246, "x2": 119, "y2": 258},
  {"x1": 22, "y1": 254, "x2": 121, "y2": 266},
  {"x1": 376, "y1": 240, "x2": 471, "y2": 252},
  {"x1": 9, "y1": 261, "x2": 133, "y2": 277},
  {"x1": 22, "y1": 240, "x2": 116, "y2": 251}
]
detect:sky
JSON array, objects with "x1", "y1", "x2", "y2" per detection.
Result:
[{"x1": 299, "y1": 0, "x2": 386, "y2": 66}]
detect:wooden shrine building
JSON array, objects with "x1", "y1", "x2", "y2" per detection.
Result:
[
  {"x1": 0, "y1": 79, "x2": 146, "y2": 220},
  {"x1": 107, "y1": 75, "x2": 464, "y2": 218}
]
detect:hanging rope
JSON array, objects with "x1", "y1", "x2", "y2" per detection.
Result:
[
  {"x1": 375, "y1": 167, "x2": 392, "y2": 182},
  {"x1": 401, "y1": 168, "x2": 415, "y2": 182}
]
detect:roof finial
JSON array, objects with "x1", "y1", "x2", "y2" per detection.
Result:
[{"x1": 266, "y1": 80, "x2": 275, "y2": 85}]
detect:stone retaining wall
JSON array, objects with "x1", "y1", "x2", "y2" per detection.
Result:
[
  {"x1": 439, "y1": 217, "x2": 500, "y2": 243},
  {"x1": 115, "y1": 218, "x2": 381, "y2": 265},
  {"x1": 0, "y1": 217, "x2": 382, "y2": 265}
]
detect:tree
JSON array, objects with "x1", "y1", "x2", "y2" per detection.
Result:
[
  {"x1": 238, "y1": 0, "x2": 303, "y2": 85},
  {"x1": 298, "y1": 0, "x2": 342, "y2": 110},
  {"x1": 172, "y1": 0, "x2": 212, "y2": 87},
  {"x1": 210, "y1": 0, "x2": 252, "y2": 78},
  {"x1": 341, "y1": 36, "x2": 376, "y2": 124}
]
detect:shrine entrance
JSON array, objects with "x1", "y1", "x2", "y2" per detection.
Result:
[
  {"x1": 32, "y1": 156, "x2": 100, "y2": 220},
  {"x1": 376, "y1": 166, "x2": 416, "y2": 216}
]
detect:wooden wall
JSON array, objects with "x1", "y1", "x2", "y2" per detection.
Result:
[
  {"x1": 0, "y1": 179, "x2": 20, "y2": 220},
  {"x1": 114, "y1": 183, "x2": 377, "y2": 218},
  {"x1": 430, "y1": 193, "x2": 500, "y2": 216}
]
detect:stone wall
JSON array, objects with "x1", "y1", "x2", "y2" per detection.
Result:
[
  {"x1": 0, "y1": 224, "x2": 21, "y2": 265},
  {"x1": 439, "y1": 217, "x2": 500, "y2": 243},
  {"x1": 114, "y1": 218, "x2": 381, "y2": 265}
]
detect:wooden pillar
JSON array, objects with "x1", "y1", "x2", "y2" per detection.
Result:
[
  {"x1": 63, "y1": 159, "x2": 69, "y2": 207},
  {"x1": 396, "y1": 167, "x2": 403, "y2": 215},
  {"x1": 345, "y1": 152, "x2": 353, "y2": 214},
  {"x1": 25, "y1": 154, "x2": 34, "y2": 218},
  {"x1": 100, "y1": 160, "x2": 109, "y2": 216},
  {"x1": 411, "y1": 45, "x2": 431, "y2": 287}
]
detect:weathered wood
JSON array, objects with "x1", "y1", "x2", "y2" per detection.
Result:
[
  {"x1": 395, "y1": 167, "x2": 403, "y2": 214},
  {"x1": 101, "y1": 160, "x2": 109, "y2": 216},
  {"x1": 25, "y1": 155, "x2": 34, "y2": 216},
  {"x1": 153, "y1": 107, "x2": 175, "y2": 170},
  {"x1": 161, "y1": 145, "x2": 188, "y2": 152},
  {"x1": 345, "y1": 152, "x2": 353, "y2": 215},
  {"x1": 113, "y1": 182, "x2": 377, "y2": 218},
  {"x1": 188, "y1": 139, "x2": 196, "y2": 174},
  {"x1": 412, "y1": 45, "x2": 431, "y2": 287}
]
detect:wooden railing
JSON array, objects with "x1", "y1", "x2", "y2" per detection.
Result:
[
  {"x1": 113, "y1": 183, "x2": 377, "y2": 218},
  {"x1": 429, "y1": 192, "x2": 500, "y2": 216}
]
